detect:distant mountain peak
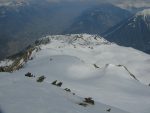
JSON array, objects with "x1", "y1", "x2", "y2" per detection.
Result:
[
  {"x1": 103, "y1": 8, "x2": 150, "y2": 54},
  {"x1": 0, "y1": 0, "x2": 29, "y2": 7},
  {"x1": 136, "y1": 9, "x2": 150, "y2": 17}
]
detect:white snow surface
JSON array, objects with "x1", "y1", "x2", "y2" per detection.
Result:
[{"x1": 0, "y1": 34, "x2": 150, "y2": 113}]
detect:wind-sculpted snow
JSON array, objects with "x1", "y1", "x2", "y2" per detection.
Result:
[{"x1": 0, "y1": 34, "x2": 150, "y2": 113}]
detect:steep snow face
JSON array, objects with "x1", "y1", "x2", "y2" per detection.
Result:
[{"x1": 0, "y1": 34, "x2": 150, "y2": 113}]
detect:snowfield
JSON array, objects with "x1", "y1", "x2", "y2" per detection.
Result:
[{"x1": 0, "y1": 34, "x2": 150, "y2": 113}]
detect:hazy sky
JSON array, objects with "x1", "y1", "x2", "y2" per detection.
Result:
[{"x1": 0, "y1": 0, "x2": 150, "y2": 8}]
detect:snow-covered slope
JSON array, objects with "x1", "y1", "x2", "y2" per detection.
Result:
[
  {"x1": 0, "y1": 34, "x2": 150, "y2": 113},
  {"x1": 0, "y1": 72, "x2": 130, "y2": 113}
]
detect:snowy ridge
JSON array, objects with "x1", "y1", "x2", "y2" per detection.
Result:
[
  {"x1": 38, "y1": 34, "x2": 111, "y2": 47},
  {"x1": 0, "y1": 34, "x2": 110, "y2": 71},
  {"x1": 0, "y1": 34, "x2": 150, "y2": 113}
]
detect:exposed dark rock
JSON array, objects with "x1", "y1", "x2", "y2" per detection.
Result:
[
  {"x1": 35, "y1": 38, "x2": 50, "y2": 46},
  {"x1": 36, "y1": 76, "x2": 46, "y2": 82},
  {"x1": 106, "y1": 108, "x2": 111, "y2": 112},
  {"x1": 84, "y1": 97, "x2": 95, "y2": 105},
  {"x1": 78, "y1": 97, "x2": 95, "y2": 107},
  {"x1": 25, "y1": 72, "x2": 34, "y2": 77},
  {"x1": 0, "y1": 67, "x2": 5, "y2": 72},
  {"x1": 51, "y1": 80, "x2": 57, "y2": 85},
  {"x1": 30, "y1": 57, "x2": 33, "y2": 60},
  {"x1": 50, "y1": 58, "x2": 53, "y2": 61},
  {"x1": 93, "y1": 64, "x2": 99, "y2": 68},
  {"x1": 78, "y1": 103, "x2": 88, "y2": 107},
  {"x1": 116, "y1": 64, "x2": 138, "y2": 80},
  {"x1": 64, "y1": 88, "x2": 71, "y2": 92},
  {"x1": 56, "y1": 82, "x2": 63, "y2": 87},
  {"x1": 0, "y1": 47, "x2": 35, "y2": 72},
  {"x1": 72, "y1": 93, "x2": 75, "y2": 95}
]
